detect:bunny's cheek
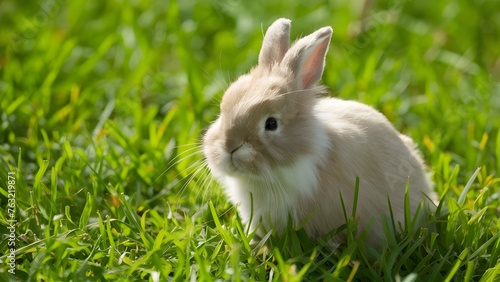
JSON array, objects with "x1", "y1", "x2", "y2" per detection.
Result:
[{"x1": 203, "y1": 144, "x2": 226, "y2": 178}]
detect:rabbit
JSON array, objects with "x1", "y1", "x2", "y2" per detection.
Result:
[{"x1": 203, "y1": 18, "x2": 434, "y2": 248}]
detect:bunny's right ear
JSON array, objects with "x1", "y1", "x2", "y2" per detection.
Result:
[
  {"x1": 281, "y1": 26, "x2": 332, "y2": 90},
  {"x1": 258, "y1": 18, "x2": 291, "y2": 68}
]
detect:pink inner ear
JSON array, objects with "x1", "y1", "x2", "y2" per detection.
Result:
[{"x1": 301, "y1": 38, "x2": 329, "y2": 89}]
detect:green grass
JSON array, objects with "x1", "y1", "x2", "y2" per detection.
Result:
[{"x1": 1, "y1": 0, "x2": 500, "y2": 280}]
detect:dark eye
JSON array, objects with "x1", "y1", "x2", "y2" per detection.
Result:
[{"x1": 265, "y1": 117, "x2": 278, "y2": 131}]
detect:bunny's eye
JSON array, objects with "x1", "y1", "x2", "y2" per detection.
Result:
[{"x1": 265, "y1": 117, "x2": 278, "y2": 131}]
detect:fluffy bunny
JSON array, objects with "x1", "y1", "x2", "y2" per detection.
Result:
[{"x1": 203, "y1": 18, "x2": 433, "y2": 247}]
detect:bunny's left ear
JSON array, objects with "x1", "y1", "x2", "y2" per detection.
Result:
[
  {"x1": 281, "y1": 26, "x2": 332, "y2": 89},
  {"x1": 258, "y1": 18, "x2": 291, "y2": 68}
]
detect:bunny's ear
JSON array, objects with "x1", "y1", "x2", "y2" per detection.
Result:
[
  {"x1": 281, "y1": 26, "x2": 332, "y2": 89},
  {"x1": 258, "y1": 18, "x2": 291, "y2": 68}
]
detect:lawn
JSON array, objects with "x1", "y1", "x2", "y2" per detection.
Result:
[{"x1": 1, "y1": 0, "x2": 500, "y2": 281}]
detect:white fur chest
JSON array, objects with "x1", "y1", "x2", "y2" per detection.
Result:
[{"x1": 223, "y1": 150, "x2": 328, "y2": 233}]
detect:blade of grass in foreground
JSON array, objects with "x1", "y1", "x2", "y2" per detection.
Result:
[
  {"x1": 119, "y1": 193, "x2": 154, "y2": 249},
  {"x1": 457, "y1": 167, "x2": 481, "y2": 205},
  {"x1": 444, "y1": 249, "x2": 468, "y2": 282},
  {"x1": 79, "y1": 193, "x2": 93, "y2": 230},
  {"x1": 209, "y1": 201, "x2": 233, "y2": 246}
]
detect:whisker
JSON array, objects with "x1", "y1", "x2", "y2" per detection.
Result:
[
  {"x1": 173, "y1": 142, "x2": 204, "y2": 148},
  {"x1": 175, "y1": 159, "x2": 211, "y2": 199},
  {"x1": 165, "y1": 146, "x2": 204, "y2": 170},
  {"x1": 197, "y1": 161, "x2": 218, "y2": 204},
  {"x1": 153, "y1": 148, "x2": 204, "y2": 185}
]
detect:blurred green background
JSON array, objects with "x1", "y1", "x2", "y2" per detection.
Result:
[{"x1": 0, "y1": 0, "x2": 499, "y2": 280}]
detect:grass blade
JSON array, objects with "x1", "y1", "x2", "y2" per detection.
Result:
[
  {"x1": 444, "y1": 249, "x2": 469, "y2": 282},
  {"x1": 79, "y1": 193, "x2": 93, "y2": 230},
  {"x1": 457, "y1": 167, "x2": 481, "y2": 206}
]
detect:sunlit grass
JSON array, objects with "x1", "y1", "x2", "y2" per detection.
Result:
[{"x1": 0, "y1": 0, "x2": 499, "y2": 280}]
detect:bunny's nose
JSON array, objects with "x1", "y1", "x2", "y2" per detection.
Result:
[{"x1": 229, "y1": 143, "x2": 243, "y2": 154}]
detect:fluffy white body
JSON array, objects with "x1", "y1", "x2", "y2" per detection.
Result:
[{"x1": 203, "y1": 18, "x2": 433, "y2": 247}]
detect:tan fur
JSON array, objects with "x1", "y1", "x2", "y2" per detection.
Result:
[{"x1": 203, "y1": 18, "x2": 433, "y2": 248}]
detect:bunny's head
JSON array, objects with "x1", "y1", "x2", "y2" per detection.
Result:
[{"x1": 203, "y1": 19, "x2": 332, "y2": 181}]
